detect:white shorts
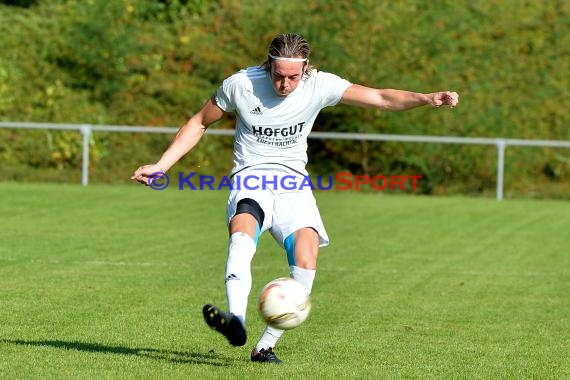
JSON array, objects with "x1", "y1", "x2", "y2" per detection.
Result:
[{"x1": 226, "y1": 169, "x2": 330, "y2": 248}]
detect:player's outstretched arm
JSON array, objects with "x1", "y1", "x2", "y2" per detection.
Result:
[
  {"x1": 341, "y1": 84, "x2": 459, "y2": 111},
  {"x1": 131, "y1": 97, "x2": 225, "y2": 185}
]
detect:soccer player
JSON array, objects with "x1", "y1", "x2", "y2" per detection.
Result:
[{"x1": 132, "y1": 33, "x2": 459, "y2": 364}]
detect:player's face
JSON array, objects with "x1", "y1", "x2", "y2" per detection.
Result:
[{"x1": 270, "y1": 60, "x2": 305, "y2": 97}]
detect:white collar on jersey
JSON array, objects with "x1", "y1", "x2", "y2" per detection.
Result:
[{"x1": 268, "y1": 54, "x2": 308, "y2": 62}]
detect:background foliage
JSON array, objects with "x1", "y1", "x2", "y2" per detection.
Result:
[{"x1": 0, "y1": 0, "x2": 568, "y2": 198}]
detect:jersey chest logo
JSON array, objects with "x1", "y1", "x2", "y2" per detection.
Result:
[{"x1": 252, "y1": 122, "x2": 306, "y2": 138}]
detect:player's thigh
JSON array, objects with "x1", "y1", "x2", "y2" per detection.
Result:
[
  {"x1": 227, "y1": 188, "x2": 275, "y2": 234},
  {"x1": 271, "y1": 190, "x2": 329, "y2": 248}
]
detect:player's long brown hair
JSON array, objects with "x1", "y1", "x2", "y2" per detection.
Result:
[{"x1": 261, "y1": 33, "x2": 314, "y2": 76}]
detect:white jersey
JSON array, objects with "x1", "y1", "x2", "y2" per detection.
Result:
[{"x1": 214, "y1": 66, "x2": 351, "y2": 177}]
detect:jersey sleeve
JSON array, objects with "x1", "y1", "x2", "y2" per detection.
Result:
[
  {"x1": 315, "y1": 71, "x2": 352, "y2": 108},
  {"x1": 214, "y1": 74, "x2": 241, "y2": 113}
]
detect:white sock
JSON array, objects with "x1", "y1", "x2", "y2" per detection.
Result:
[
  {"x1": 255, "y1": 266, "x2": 316, "y2": 351},
  {"x1": 255, "y1": 325, "x2": 284, "y2": 352},
  {"x1": 290, "y1": 266, "x2": 316, "y2": 294},
  {"x1": 225, "y1": 232, "x2": 256, "y2": 327}
]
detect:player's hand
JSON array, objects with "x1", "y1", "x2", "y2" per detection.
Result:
[
  {"x1": 430, "y1": 91, "x2": 459, "y2": 108},
  {"x1": 131, "y1": 163, "x2": 164, "y2": 186}
]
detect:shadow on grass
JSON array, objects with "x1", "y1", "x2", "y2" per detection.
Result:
[{"x1": 2, "y1": 339, "x2": 232, "y2": 366}]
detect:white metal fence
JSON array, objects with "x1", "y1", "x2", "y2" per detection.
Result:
[{"x1": 2, "y1": 121, "x2": 570, "y2": 200}]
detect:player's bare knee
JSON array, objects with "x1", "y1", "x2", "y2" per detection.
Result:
[
  {"x1": 293, "y1": 229, "x2": 319, "y2": 269},
  {"x1": 294, "y1": 255, "x2": 318, "y2": 270}
]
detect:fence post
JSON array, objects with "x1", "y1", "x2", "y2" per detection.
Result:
[
  {"x1": 496, "y1": 139, "x2": 506, "y2": 201},
  {"x1": 80, "y1": 125, "x2": 92, "y2": 186}
]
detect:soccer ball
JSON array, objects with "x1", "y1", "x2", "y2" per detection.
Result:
[{"x1": 258, "y1": 277, "x2": 311, "y2": 330}]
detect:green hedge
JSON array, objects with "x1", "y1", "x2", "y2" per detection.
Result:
[{"x1": 0, "y1": 0, "x2": 568, "y2": 198}]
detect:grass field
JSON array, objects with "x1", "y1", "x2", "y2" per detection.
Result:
[{"x1": 1, "y1": 182, "x2": 569, "y2": 379}]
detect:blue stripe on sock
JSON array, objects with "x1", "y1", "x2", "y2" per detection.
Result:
[
  {"x1": 284, "y1": 233, "x2": 296, "y2": 266},
  {"x1": 253, "y1": 223, "x2": 261, "y2": 245}
]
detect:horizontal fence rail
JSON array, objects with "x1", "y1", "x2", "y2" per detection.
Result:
[{"x1": 2, "y1": 122, "x2": 570, "y2": 200}]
